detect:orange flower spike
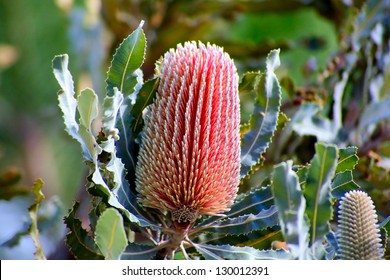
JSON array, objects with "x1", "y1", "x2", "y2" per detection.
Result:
[{"x1": 135, "y1": 41, "x2": 240, "y2": 224}]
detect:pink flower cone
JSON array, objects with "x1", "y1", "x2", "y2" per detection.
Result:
[{"x1": 135, "y1": 41, "x2": 240, "y2": 223}]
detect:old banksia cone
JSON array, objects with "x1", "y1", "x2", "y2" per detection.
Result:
[
  {"x1": 337, "y1": 190, "x2": 384, "y2": 260},
  {"x1": 135, "y1": 41, "x2": 240, "y2": 224}
]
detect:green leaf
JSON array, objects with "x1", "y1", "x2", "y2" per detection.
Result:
[
  {"x1": 379, "y1": 216, "x2": 390, "y2": 247},
  {"x1": 303, "y1": 142, "x2": 338, "y2": 247},
  {"x1": 64, "y1": 202, "x2": 104, "y2": 260},
  {"x1": 77, "y1": 88, "x2": 101, "y2": 161},
  {"x1": 296, "y1": 165, "x2": 309, "y2": 189},
  {"x1": 104, "y1": 21, "x2": 146, "y2": 183},
  {"x1": 271, "y1": 161, "x2": 309, "y2": 259},
  {"x1": 129, "y1": 77, "x2": 159, "y2": 135},
  {"x1": 331, "y1": 171, "x2": 360, "y2": 199},
  {"x1": 28, "y1": 178, "x2": 46, "y2": 260},
  {"x1": 198, "y1": 206, "x2": 279, "y2": 236},
  {"x1": 121, "y1": 243, "x2": 160, "y2": 260},
  {"x1": 240, "y1": 49, "x2": 282, "y2": 177},
  {"x1": 106, "y1": 21, "x2": 146, "y2": 97},
  {"x1": 336, "y1": 147, "x2": 359, "y2": 173},
  {"x1": 194, "y1": 243, "x2": 293, "y2": 260},
  {"x1": 95, "y1": 208, "x2": 128, "y2": 260}
]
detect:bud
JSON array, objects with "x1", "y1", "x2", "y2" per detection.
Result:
[
  {"x1": 135, "y1": 41, "x2": 240, "y2": 224},
  {"x1": 337, "y1": 190, "x2": 383, "y2": 260}
]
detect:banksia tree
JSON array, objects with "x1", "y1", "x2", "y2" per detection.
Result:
[
  {"x1": 135, "y1": 42, "x2": 241, "y2": 226},
  {"x1": 337, "y1": 190, "x2": 384, "y2": 260}
]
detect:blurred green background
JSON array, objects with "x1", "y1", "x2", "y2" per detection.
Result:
[{"x1": 2, "y1": 0, "x2": 389, "y2": 259}]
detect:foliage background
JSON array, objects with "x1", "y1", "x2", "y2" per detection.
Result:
[{"x1": 0, "y1": 0, "x2": 389, "y2": 259}]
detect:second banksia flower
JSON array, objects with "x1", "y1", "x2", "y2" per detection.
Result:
[
  {"x1": 135, "y1": 41, "x2": 240, "y2": 224},
  {"x1": 337, "y1": 190, "x2": 384, "y2": 260}
]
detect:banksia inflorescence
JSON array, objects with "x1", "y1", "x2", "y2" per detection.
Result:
[
  {"x1": 135, "y1": 41, "x2": 241, "y2": 225},
  {"x1": 337, "y1": 190, "x2": 384, "y2": 260}
]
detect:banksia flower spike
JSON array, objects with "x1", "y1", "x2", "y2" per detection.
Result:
[
  {"x1": 135, "y1": 41, "x2": 240, "y2": 225},
  {"x1": 337, "y1": 190, "x2": 384, "y2": 260}
]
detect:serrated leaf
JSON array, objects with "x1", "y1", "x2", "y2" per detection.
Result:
[
  {"x1": 130, "y1": 77, "x2": 159, "y2": 135},
  {"x1": 379, "y1": 216, "x2": 390, "y2": 244},
  {"x1": 52, "y1": 55, "x2": 78, "y2": 135},
  {"x1": 379, "y1": 216, "x2": 390, "y2": 233},
  {"x1": 304, "y1": 142, "x2": 338, "y2": 247},
  {"x1": 240, "y1": 49, "x2": 282, "y2": 177},
  {"x1": 194, "y1": 243, "x2": 293, "y2": 260},
  {"x1": 198, "y1": 206, "x2": 279, "y2": 236},
  {"x1": 271, "y1": 161, "x2": 309, "y2": 259},
  {"x1": 296, "y1": 165, "x2": 309, "y2": 189},
  {"x1": 195, "y1": 186, "x2": 273, "y2": 228},
  {"x1": 106, "y1": 21, "x2": 146, "y2": 97},
  {"x1": 121, "y1": 243, "x2": 160, "y2": 260},
  {"x1": 64, "y1": 202, "x2": 104, "y2": 260},
  {"x1": 95, "y1": 208, "x2": 128, "y2": 260},
  {"x1": 336, "y1": 147, "x2": 359, "y2": 173},
  {"x1": 331, "y1": 171, "x2": 360, "y2": 198},
  {"x1": 28, "y1": 178, "x2": 46, "y2": 260},
  {"x1": 53, "y1": 55, "x2": 89, "y2": 158}
]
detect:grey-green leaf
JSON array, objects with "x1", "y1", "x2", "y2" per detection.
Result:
[
  {"x1": 194, "y1": 243, "x2": 293, "y2": 260},
  {"x1": 303, "y1": 142, "x2": 338, "y2": 246},
  {"x1": 53, "y1": 55, "x2": 82, "y2": 148},
  {"x1": 291, "y1": 102, "x2": 335, "y2": 142},
  {"x1": 198, "y1": 206, "x2": 279, "y2": 236},
  {"x1": 195, "y1": 186, "x2": 273, "y2": 228},
  {"x1": 95, "y1": 208, "x2": 128, "y2": 260},
  {"x1": 240, "y1": 49, "x2": 282, "y2": 177},
  {"x1": 272, "y1": 161, "x2": 309, "y2": 259}
]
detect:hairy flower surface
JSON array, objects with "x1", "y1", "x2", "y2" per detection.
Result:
[{"x1": 135, "y1": 41, "x2": 240, "y2": 223}]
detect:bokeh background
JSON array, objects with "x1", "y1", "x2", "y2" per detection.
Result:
[{"x1": 1, "y1": 0, "x2": 389, "y2": 259}]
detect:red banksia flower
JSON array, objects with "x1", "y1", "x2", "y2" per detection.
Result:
[{"x1": 135, "y1": 41, "x2": 240, "y2": 223}]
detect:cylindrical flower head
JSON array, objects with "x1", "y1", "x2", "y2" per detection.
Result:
[
  {"x1": 135, "y1": 41, "x2": 240, "y2": 223},
  {"x1": 337, "y1": 190, "x2": 383, "y2": 260}
]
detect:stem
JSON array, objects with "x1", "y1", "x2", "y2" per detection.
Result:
[{"x1": 180, "y1": 242, "x2": 189, "y2": 260}]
